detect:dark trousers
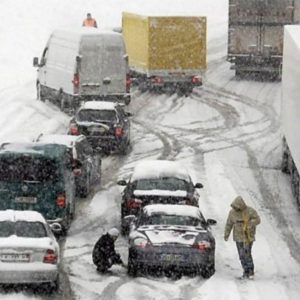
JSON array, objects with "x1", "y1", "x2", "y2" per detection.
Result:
[{"x1": 236, "y1": 242, "x2": 254, "y2": 275}]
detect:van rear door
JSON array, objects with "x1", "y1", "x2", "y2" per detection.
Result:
[{"x1": 80, "y1": 35, "x2": 126, "y2": 97}]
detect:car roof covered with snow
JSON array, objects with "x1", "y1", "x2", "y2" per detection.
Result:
[
  {"x1": 131, "y1": 160, "x2": 191, "y2": 182},
  {"x1": 143, "y1": 204, "x2": 201, "y2": 219},
  {"x1": 79, "y1": 101, "x2": 118, "y2": 111},
  {"x1": 0, "y1": 209, "x2": 47, "y2": 223},
  {"x1": 35, "y1": 134, "x2": 85, "y2": 148}
]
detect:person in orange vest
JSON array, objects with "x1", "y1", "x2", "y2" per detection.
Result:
[{"x1": 82, "y1": 13, "x2": 98, "y2": 28}]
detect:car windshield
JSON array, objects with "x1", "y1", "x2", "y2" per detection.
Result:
[
  {"x1": 135, "y1": 177, "x2": 188, "y2": 191},
  {"x1": 77, "y1": 109, "x2": 117, "y2": 122},
  {"x1": 0, "y1": 221, "x2": 47, "y2": 238},
  {"x1": 0, "y1": 156, "x2": 60, "y2": 183},
  {"x1": 141, "y1": 214, "x2": 201, "y2": 226}
]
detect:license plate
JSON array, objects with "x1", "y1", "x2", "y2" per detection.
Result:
[
  {"x1": 160, "y1": 254, "x2": 183, "y2": 262},
  {"x1": 15, "y1": 197, "x2": 37, "y2": 204},
  {"x1": 0, "y1": 253, "x2": 30, "y2": 262},
  {"x1": 89, "y1": 126, "x2": 106, "y2": 134}
]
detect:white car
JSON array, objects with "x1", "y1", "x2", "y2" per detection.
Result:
[{"x1": 0, "y1": 210, "x2": 60, "y2": 290}]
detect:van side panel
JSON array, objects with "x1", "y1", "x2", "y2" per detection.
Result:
[{"x1": 44, "y1": 33, "x2": 80, "y2": 95}]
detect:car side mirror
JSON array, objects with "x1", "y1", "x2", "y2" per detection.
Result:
[
  {"x1": 117, "y1": 180, "x2": 127, "y2": 186},
  {"x1": 33, "y1": 57, "x2": 39, "y2": 67},
  {"x1": 124, "y1": 215, "x2": 136, "y2": 224},
  {"x1": 50, "y1": 222, "x2": 62, "y2": 234},
  {"x1": 206, "y1": 219, "x2": 217, "y2": 226},
  {"x1": 194, "y1": 183, "x2": 203, "y2": 189},
  {"x1": 103, "y1": 77, "x2": 111, "y2": 85}
]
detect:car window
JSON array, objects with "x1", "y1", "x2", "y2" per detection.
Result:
[
  {"x1": 143, "y1": 214, "x2": 201, "y2": 226},
  {"x1": 135, "y1": 177, "x2": 188, "y2": 191},
  {"x1": 0, "y1": 157, "x2": 60, "y2": 183},
  {"x1": 0, "y1": 221, "x2": 14, "y2": 237},
  {"x1": 15, "y1": 221, "x2": 47, "y2": 238},
  {"x1": 77, "y1": 109, "x2": 117, "y2": 122}
]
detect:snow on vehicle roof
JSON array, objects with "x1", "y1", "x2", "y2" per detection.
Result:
[
  {"x1": 0, "y1": 210, "x2": 47, "y2": 223},
  {"x1": 80, "y1": 101, "x2": 117, "y2": 111},
  {"x1": 53, "y1": 28, "x2": 121, "y2": 38},
  {"x1": 131, "y1": 160, "x2": 190, "y2": 181},
  {"x1": 36, "y1": 134, "x2": 84, "y2": 147},
  {"x1": 143, "y1": 204, "x2": 201, "y2": 219}
]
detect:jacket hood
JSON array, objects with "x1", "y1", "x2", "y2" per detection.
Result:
[{"x1": 231, "y1": 196, "x2": 247, "y2": 211}]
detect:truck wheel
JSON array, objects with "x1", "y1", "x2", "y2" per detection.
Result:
[
  {"x1": 200, "y1": 264, "x2": 215, "y2": 278},
  {"x1": 37, "y1": 83, "x2": 45, "y2": 102},
  {"x1": 281, "y1": 151, "x2": 289, "y2": 173}
]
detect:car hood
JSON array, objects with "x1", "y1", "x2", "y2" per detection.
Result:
[
  {"x1": 0, "y1": 236, "x2": 57, "y2": 250},
  {"x1": 134, "y1": 225, "x2": 207, "y2": 246}
]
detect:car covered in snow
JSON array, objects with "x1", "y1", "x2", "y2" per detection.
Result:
[
  {"x1": 117, "y1": 160, "x2": 203, "y2": 234},
  {"x1": 68, "y1": 101, "x2": 132, "y2": 154},
  {"x1": 35, "y1": 134, "x2": 101, "y2": 197},
  {"x1": 127, "y1": 204, "x2": 216, "y2": 278},
  {"x1": 0, "y1": 210, "x2": 60, "y2": 290}
]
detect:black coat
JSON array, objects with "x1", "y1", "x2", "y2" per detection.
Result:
[{"x1": 92, "y1": 233, "x2": 121, "y2": 266}]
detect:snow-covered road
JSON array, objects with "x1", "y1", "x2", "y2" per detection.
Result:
[{"x1": 1, "y1": 1, "x2": 300, "y2": 299}]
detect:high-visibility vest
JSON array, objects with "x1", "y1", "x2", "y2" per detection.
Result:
[{"x1": 83, "y1": 18, "x2": 97, "y2": 28}]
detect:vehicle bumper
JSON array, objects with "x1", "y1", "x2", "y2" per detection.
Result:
[
  {"x1": 86, "y1": 136, "x2": 124, "y2": 151},
  {"x1": 0, "y1": 263, "x2": 58, "y2": 284},
  {"x1": 129, "y1": 247, "x2": 214, "y2": 271}
]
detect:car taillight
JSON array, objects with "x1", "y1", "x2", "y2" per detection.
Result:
[
  {"x1": 43, "y1": 249, "x2": 58, "y2": 264},
  {"x1": 56, "y1": 192, "x2": 66, "y2": 208},
  {"x1": 126, "y1": 74, "x2": 132, "y2": 93},
  {"x1": 151, "y1": 76, "x2": 164, "y2": 84},
  {"x1": 191, "y1": 76, "x2": 201, "y2": 84},
  {"x1": 192, "y1": 241, "x2": 211, "y2": 251},
  {"x1": 69, "y1": 124, "x2": 79, "y2": 135},
  {"x1": 134, "y1": 238, "x2": 150, "y2": 248},
  {"x1": 127, "y1": 198, "x2": 142, "y2": 209},
  {"x1": 115, "y1": 127, "x2": 124, "y2": 138},
  {"x1": 72, "y1": 73, "x2": 80, "y2": 88}
]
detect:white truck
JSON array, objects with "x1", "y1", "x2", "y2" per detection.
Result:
[
  {"x1": 228, "y1": 0, "x2": 297, "y2": 78},
  {"x1": 281, "y1": 25, "x2": 300, "y2": 207}
]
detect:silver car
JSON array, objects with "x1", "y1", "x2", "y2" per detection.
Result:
[
  {"x1": 0, "y1": 210, "x2": 60, "y2": 290},
  {"x1": 127, "y1": 204, "x2": 216, "y2": 278}
]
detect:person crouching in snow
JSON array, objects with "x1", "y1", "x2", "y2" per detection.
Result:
[
  {"x1": 92, "y1": 228, "x2": 124, "y2": 273},
  {"x1": 224, "y1": 196, "x2": 261, "y2": 279}
]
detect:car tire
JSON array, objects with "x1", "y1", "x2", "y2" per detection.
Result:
[
  {"x1": 128, "y1": 261, "x2": 138, "y2": 277},
  {"x1": 37, "y1": 83, "x2": 45, "y2": 102},
  {"x1": 80, "y1": 175, "x2": 90, "y2": 198},
  {"x1": 200, "y1": 264, "x2": 215, "y2": 279}
]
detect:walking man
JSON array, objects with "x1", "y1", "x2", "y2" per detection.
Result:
[{"x1": 224, "y1": 195, "x2": 260, "y2": 279}]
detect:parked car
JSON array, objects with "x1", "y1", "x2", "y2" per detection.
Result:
[
  {"x1": 117, "y1": 160, "x2": 203, "y2": 234},
  {"x1": 0, "y1": 142, "x2": 76, "y2": 234},
  {"x1": 0, "y1": 209, "x2": 60, "y2": 291},
  {"x1": 33, "y1": 28, "x2": 130, "y2": 113},
  {"x1": 69, "y1": 101, "x2": 132, "y2": 154},
  {"x1": 35, "y1": 134, "x2": 101, "y2": 197},
  {"x1": 126, "y1": 204, "x2": 216, "y2": 278}
]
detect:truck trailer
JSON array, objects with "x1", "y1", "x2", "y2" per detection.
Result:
[
  {"x1": 281, "y1": 25, "x2": 300, "y2": 207},
  {"x1": 228, "y1": 0, "x2": 297, "y2": 78},
  {"x1": 122, "y1": 12, "x2": 207, "y2": 96}
]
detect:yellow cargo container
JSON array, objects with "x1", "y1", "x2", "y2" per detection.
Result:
[
  {"x1": 122, "y1": 12, "x2": 206, "y2": 95},
  {"x1": 122, "y1": 12, "x2": 206, "y2": 73}
]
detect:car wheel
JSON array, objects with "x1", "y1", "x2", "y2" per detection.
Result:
[
  {"x1": 200, "y1": 264, "x2": 215, "y2": 279},
  {"x1": 128, "y1": 260, "x2": 137, "y2": 277},
  {"x1": 37, "y1": 83, "x2": 45, "y2": 102},
  {"x1": 80, "y1": 175, "x2": 90, "y2": 198}
]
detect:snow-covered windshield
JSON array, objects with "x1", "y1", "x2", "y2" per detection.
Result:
[
  {"x1": 135, "y1": 177, "x2": 188, "y2": 191},
  {"x1": 0, "y1": 221, "x2": 47, "y2": 238},
  {"x1": 141, "y1": 214, "x2": 200, "y2": 226},
  {"x1": 0, "y1": 157, "x2": 60, "y2": 183},
  {"x1": 77, "y1": 109, "x2": 117, "y2": 122}
]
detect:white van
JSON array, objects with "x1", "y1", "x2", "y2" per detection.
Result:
[{"x1": 33, "y1": 28, "x2": 131, "y2": 111}]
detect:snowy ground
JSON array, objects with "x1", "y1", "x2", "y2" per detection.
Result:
[{"x1": 1, "y1": 1, "x2": 300, "y2": 299}]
